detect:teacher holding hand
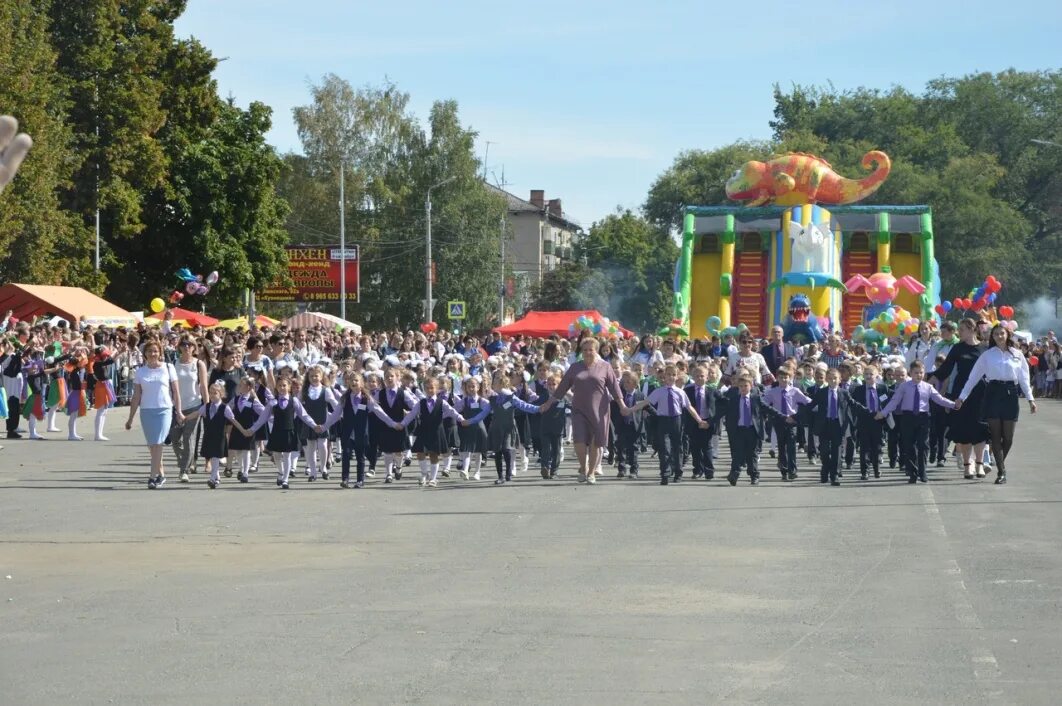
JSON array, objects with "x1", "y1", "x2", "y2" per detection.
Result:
[
  {"x1": 125, "y1": 340, "x2": 183, "y2": 489},
  {"x1": 541, "y1": 338, "x2": 629, "y2": 484}
]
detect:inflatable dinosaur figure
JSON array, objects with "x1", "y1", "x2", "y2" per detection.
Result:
[
  {"x1": 782, "y1": 293, "x2": 826, "y2": 344},
  {"x1": 725, "y1": 151, "x2": 891, "y2": 206}
]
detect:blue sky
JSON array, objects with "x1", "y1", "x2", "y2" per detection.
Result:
[{"x1": 175, "y1": 0, "x2": 1061, "y2": 227}]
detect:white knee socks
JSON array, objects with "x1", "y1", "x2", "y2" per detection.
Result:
[
  {"x1": 277, "y1": 451, "x2": 297, "y2": 484},
  {"x1": 429, "y1": 462, "x2": 440, "y2": 483},
  {"x1": 240, "y1": 450, "x2": 251, "y2": 477},
  {"x1": 67, "y1": 413, "x2": 82, "y2": 441},
  {"x1": 28, "y1": 416, "x2": 42, "y2": 440},
  {"x1": 46, "y1": 407, "x2": 60, "y2": 432},
  {"x1": 208, "y1": 457, "x2": 221, "y2": 482},
  {"x1": 94, "y1": 408, "x2": 109, "y2": 441},
  {"x1": 419, "y1": 458, "x2": 430, "y2": 481}
]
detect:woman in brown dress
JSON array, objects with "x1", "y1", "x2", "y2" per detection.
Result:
[{"x1": 541, "y1": 338, "x2": 630, "y2": 484}]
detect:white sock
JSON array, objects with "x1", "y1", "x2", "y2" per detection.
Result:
[
  {"x1": 67, "y1": 413, "x2": 81, "y2": 440},
  {"x1": 473, "y1": 455, "x2": 482, "y2": 478},
  {"x1": 250, "y1": 444, "x2": 261, "y2": 468},
  {"x1": 429, "y1": 462, "x2": 439, "y2": 482},
  {"x1": 46, "y1": 407, "x2": 59, "y2": 431},
  {"x1": 94, "y1": 408, "x2": 108, "y2": 440},
  {"x1": 419, "y1": 458, "x2": 430, "y2": 479},
  {"x1": 28, "y1": 416, "x2": 41, "y2": 438},
  {"x1": 209, "y1": 458, "x2": 221, "y2": 482},
  {"x1": 240, "y1": 451, "x2": 251, "y2": 476},
  {"x1": 305, "y1": 443, "x2": 318, "y2": 478},
  {"x1": 444, "y1": 455, "x2": 452, "y2": 473}
]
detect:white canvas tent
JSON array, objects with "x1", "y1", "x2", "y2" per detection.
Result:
[{"x1": 281, "y1": 311, "x2": 362, "y2": 334}]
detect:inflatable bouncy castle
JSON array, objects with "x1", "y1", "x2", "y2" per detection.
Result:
[{"x1": 668, "y1": 151, "x2": 942, "y2": 341}]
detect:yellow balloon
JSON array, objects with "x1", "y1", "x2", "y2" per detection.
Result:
[{"x1": 150, "y1": 297, "x2": 165, "y2": 313}]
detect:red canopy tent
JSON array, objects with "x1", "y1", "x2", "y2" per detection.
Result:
[
  {"x1": 493, "y1": 310, "x2": 635, "y2": 339},
  {"x1": 147, "y1": 307, "x2": 219, "y2": 327}
]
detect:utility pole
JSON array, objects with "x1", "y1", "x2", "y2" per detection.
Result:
[
  {"x1": 339, "y1": 160, "x2": 346, "y2": 322},
  {"x1": 425, "y1": 176, "x2": 455, "y2": 323},
  {"x1": 499, "y1": 215, "x2": 506, "y2": 324}
]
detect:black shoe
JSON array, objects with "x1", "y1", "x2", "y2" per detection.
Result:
[
  {"x1": 908, "y1": 475, "x2": 917, "y2": 484},
  {"x1": 307, "y1": 476, "x2": 316, "y2": 482},
  {"x1": 705, "y1": 472, "x2": 715, "y2": 480},
  {"x1": 617, "y1": 470, "x2": 626, "y2": 478},
  {"x1": 873, "y1": 469, "x2": 880, "y2": 478},
  {"x1": 495, "y1": 478, "x2": 506, "y2": 485},
  {"x1": 789, "y1": 472, "x2": 798, "y2": 479},
  {"x1": 354, "y1": 480, "x2": 365, "y2": 488},
  {"x1": 919, "y1": 475, "x2": 928, "y2": 483},
  {"x1": 154, "y1": 475, "x2": 166, "y2": 488},
  {"x1": 549, "y1": 471, "x2": 557, "y2": 479},
  {"x1": 403, "y1": 458, "x2": 411, "y2": 467},
  {"x1": 820, "y1": 477, "x2": 829, "y2": 484},
  {"x1": 830, "y1": 479, "x2": 841, "y2": 486},
  {"x1": 782, "y1": 474, "x2": 792, "y2": 482},
  {"x1": 385, "y1": 475, "x2": 393, "y2": 484},
  {"x1": 861, "y1": 472, "x2": 868, "y2": 480},
  {"x1": 223, "y1": 467, "x2": 233, "y2": 478},
  {"x1": 692, "y1": 472, "x2": 702, "y2": 479},
  {"x1": 672, "y1": 475, "x2": 682, "y2": 484},
  {"x1": 750, "y1": 477, "x2": 759, "y2": 486},
  {"x1": 340, "y1": 480, "x2": 351, "y2": 489},
  {"x1": 995, "y1": 473, "x2": 1007, "y2": 485},
  {"x1": 281, "y1": 481, "x2": 289, "y2": 489},
  {"x1": 276, "y1": 478, "x2": 283, "y2": 487},
  {"x1": 660, "y1": 476, "x2": 669, "y2": 485},
  {"x1": 936, "y1": 459, "x2": 946, "y2": 468},
  {"x1": 237, "y1": 472, "x2": 249, "y2": 483},
  {"x1": 207, "y1": 479, "x2": 218, "y2": 489},
  {"x1": 147, "y1": 477, "x2": 157, "y2": 489},
  {"x1": 629, "y1": 472, "x2": 639, "y2": 479},
  {"x1": 769, "y1": 449, "x2": 776, "y2": 458},
  {"x1": 322, "y1": 470, "x2": 329, "y2": 480},
  {"x1": 889, "y1": 461, "x2": 896, "y2": 469},
  {"x1": 394, "y1": 469, "x2": 403, "y2": 480},
  {"x1": 837, "y1": 471, "x2": 844, "y2": 478},
  {"x1": 7, "y1": 431, "x2": 22, "y2": 439},
  {"x1": 728, "y1": 476, "x2": 738, "y2": 486}
]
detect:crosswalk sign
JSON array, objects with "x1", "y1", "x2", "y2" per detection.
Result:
[{"x1": 447, "y1": 301, "x2": 466, "y2": 320}]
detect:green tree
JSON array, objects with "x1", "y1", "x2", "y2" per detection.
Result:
[
  {"x1": 0, "y1": 1, "x2": 95, "y2": 287},
  {"x1": 578, "y1": 209, "x2": 677, "y2": 332},
  {"x1": 527, "y1": 261, "x2": 612, "y2": 313}
]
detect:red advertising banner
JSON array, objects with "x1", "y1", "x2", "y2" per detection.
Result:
[{"x1": 258, "y1": 246, "x2": 360, "y2": 303}]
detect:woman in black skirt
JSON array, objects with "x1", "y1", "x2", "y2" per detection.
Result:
[
  {"x1": 930, "y1": 318, "x2": 991, "y2": 479},
  {"x1": 956, "y1": 324, "x2": 1037, "y2": 484}
]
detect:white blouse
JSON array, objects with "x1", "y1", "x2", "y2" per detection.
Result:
[{"x1": 958, "y1": 347, "x2": 1034, "y2": 402}]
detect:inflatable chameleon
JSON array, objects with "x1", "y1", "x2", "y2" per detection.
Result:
[{"x1": 725, "y1": 151, "x2": 891, "y2": 206}]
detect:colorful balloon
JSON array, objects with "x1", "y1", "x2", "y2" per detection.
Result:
[
  {"x1": 942, "y1": 301, "x2": 953, "y2": 313},
  {"x1": 149, "y1": 298, "x2": 165, "y2": 313},
  {"x1": 206, "y1": 271, "x2": 219, "y2": 286},
  {"x1": 1029, "y1": 356, "x2": 1040, "y2": 367},
  {"x1": 999, "y1": 305, "x2": 1014, "y2": 319}
]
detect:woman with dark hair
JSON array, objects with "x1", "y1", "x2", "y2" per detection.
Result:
[
  {"x1": 630, "y1": 336, "x2": 663, "y2": 368},
  {"x1": 125, "y1": 341, "x2": 183, "y2": 489},
  {"x1": 956, "y1": 324, "x2": 1036, "y2": 484},
  {"x1": 930, "y1": 318, "x2": 991, "y2": 479}
]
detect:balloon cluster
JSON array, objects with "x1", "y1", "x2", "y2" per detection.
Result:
[
  {"x1": 175, "y1": 267, "x2": 219, "y2": 300},
  {"x1": 705, "y1": 316, "x2": 749, "y2": 339},
  {"x1": 870, "y1": 305, "x2": 920, "y2": 339},
  {"x1": 936, "y1": 275, "x2": 1002, "y2": 317},
  {"x1": 570, "y1": 315, "x2": 624, "y2": 338},
  {"x1": 419, "y1": 321, "x2": 438, "y2": 334}
]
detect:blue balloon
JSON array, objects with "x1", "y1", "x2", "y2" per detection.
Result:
[
  {"x1": 988, "y1": 293, "x2": 997, "y2": 303},
  {"x1": 942, "y1": 301, "x2": 953, "y2": 313},
  {"x1": 706, "y1": 316, "x2": 722, "y2": 331}
]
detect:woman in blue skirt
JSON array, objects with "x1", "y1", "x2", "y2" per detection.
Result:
[{"x1": 125, "y1": 340, "x2": 184, "y2": 489}]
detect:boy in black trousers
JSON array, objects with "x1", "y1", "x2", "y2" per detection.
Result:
[
  {"x1": 629, "y1": 364, "x2": 709, "y2": 485},
  {"x1": 714, "y1": 373, "x2": 785, "y2": 486},
  {"x1": 610, "y1": 370, "x2": 644, "y2": 478},
  {"x1": 849, "y1": 364, "x2": 888, "y2": 480},
  {"x1": 806, "y1": 368, "x2": 855, "y2": 486},
  {"x1": 536, "y1": 373, "x2": 567, "y2": 479},
  {"x1": 684, "y1": 364, "x2": 719, "y2": 480}
]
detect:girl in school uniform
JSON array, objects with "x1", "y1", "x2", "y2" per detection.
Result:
[
  {"x1": 247, "y1": 377, "x2": 323, "y2": 490},
  {"x1": 436, "y1": 374, "x2": 459, "y2": 478},
  {"x1": 90, "y1": 347, "x2": 117, "y2": 442},
  {"x1": 481, "y1": 372, "x2": 542, "y2": 485},
  {"x1": 454, "y1": 376, "x2": 489, "y2": 480},
  {"x1": 300, "y1": 364, "x2": 339, "y2": 481},
  {"x1": 391, "y1": 375, "x2": 466, "y2": 487},
  {"x1": 373, "y1": 368, "x2": 419, "y2": 483},
  {"x1": 226, "y1": 376, "x2": 265, "y2": 483},
  {"x1": 321, "y1": 371, "x2": 379, "y2": 488},
  {"x1": 185, "y1": 381, "x2": 253, "y2": 489}
]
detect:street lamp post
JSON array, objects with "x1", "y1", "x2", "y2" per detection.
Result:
[{"x1": 425, "y1": 176, "x2": 455, "y2": 323}]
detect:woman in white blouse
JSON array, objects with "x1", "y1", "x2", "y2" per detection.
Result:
[
  {"x1": 956, "y1": 324, "x2": 1036, "y2": 484},
  {"x1": 125, "y1": 340, "x2": 184, "y2": 489}
]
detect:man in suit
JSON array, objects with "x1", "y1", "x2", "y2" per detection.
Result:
[
  {"x1": 684, "y1": 365, "x2": 719, "y2": 479},
  {"x1": 762, "y1": 325, "x2": 797, "y2": 375},
  {"x1": 610, "y1": 370, "x2": 645, "y2": 479},
  {"x1": 714, "y1": 373, "x2": 785, "y2": 486},
  {"x1": 849, "y1": 364, "x2": 889, "y2": 479},
  {"x1": 876, "y1": 360, "x2": 956, "y2": 483},
  {"x1": 805, "y1": 368, "x2": 855, "y2": 485}
]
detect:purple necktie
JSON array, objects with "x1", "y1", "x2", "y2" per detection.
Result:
[
  {"x1": 427, "y1": 399, "x2": 434, "y2": 414},
  {"x1": 278, "y1": 397, "x2": 288, "y2": 410},
  {"x1": 868, "y1": 388, "x2": 877, "y2": 413},
  {"x1": 388, "y1": 389, "x2": 396, "y2": 406},
  {"x1": 666, "y1": 390, "x2": 677, "y2": 416},
  {"x1": 828, "y1": 390, "x2": 837, "y2": 419},
  {"x1": 915, "y1": 384, "x2": 922, "y2": 413},
  {"x1": 696, "y1": 387, "x2": 702, "y2": 414},
  {"x1": 740, "y1": 396, "x2": 751, "y2": 426}
]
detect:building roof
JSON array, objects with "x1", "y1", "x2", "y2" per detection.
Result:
[{"x1": 485, "y1": 183, "x2": 583, "y2": 231}]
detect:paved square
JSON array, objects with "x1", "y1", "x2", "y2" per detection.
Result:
[{"x1": 2, "y1": 406, "x2": 1061, "y2": 704}]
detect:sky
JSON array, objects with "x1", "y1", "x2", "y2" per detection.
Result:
[{"x1": 175, "y1": 0, "x2": 1062, "y2": 227}]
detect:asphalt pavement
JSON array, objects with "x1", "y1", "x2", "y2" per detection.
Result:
[{"x1": 2, "y1": 404, "x2": 1061, "y2": 704}]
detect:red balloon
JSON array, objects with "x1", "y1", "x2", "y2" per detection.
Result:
[
  {"x1": 934, "y1": 304, "x2": 945, "y2": 315},
  {"x1": 961, "y1": 298, "x2": 973, "y2": 309},
  {"x1": 972, "y1": 299, "x2": 985, "y2": 311},
  {"x1": 419, "y1": 323, "x2": 432, "y2": 334},
  {"x1": 953, "y1": 297, "x2": 963, "y2": 309},
  {"x1": 999, "y1": 305, "x2": 1014, "y2": 319},
  {"x1": 1029, "y1": 356, "x2": 1040, "y2": 367}
]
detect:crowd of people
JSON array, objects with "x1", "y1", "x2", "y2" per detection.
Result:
[{"x1": 0, "y1": 311, "x2": 1041, "y2": 490}]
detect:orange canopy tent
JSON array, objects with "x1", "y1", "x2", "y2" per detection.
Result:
[
  {"x1": 147, "y1": 307, "x2": 219, "y2": 327},
  {"x1": 0, "y1": 283, "x2": 138, "y2": 327},
  {"x1": 493, "y1": 310, "x2": 636, "y2": 338}
]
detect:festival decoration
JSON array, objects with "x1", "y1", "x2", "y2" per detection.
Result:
[
  {"x1": 572, "y1": 314, "x2": 627, "y2": 338},
  {"x1": 782, "y1": 293, "x2": 827, "y2": 344},
  {"x1": 1029, "y1": 355, "x2": 1040, "y2": 367},
  {"x1": 725, "y1": 151, "x2": 892, "y2": 206},
  {"x1": 999, "y1": 305, "x2": 1014, "y2": 320},
  {"x1": 844, "y1": 270, "x2": 926, "y2": 305},
  {"x1": 419, "y1": 322, "x2": 438, "y2": 334},
  {"x1": 176, "y1": 267, "x2": 217, "y2": 298},
  {"x1": 869, "y1": 304, "x2": 920, "y2": 339},
  {"x1": 149, "y1": 298, "x2": 165, "y2": 314},
  {"x1": 767, "y1": 220, "x2": 847, "y2": 291},
  {"x1": 168, "y1": 291, "x2": 185, "y2": 304}
]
